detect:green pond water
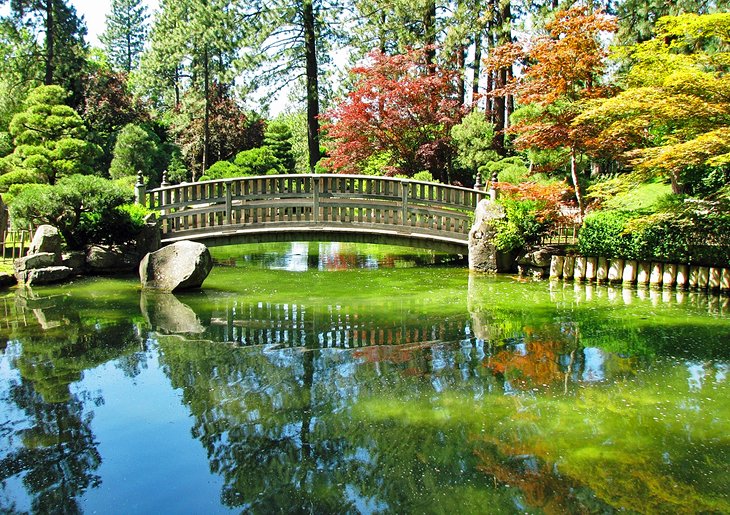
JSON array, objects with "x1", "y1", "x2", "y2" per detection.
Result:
[{"x1": 0, "y1": 242, "x2": 728, "y2": 514}]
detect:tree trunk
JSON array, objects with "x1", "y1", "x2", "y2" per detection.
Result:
[
  {"x1": 492, "y1": 0, "x2": 512, "y2": 156},
  {"x1": 44, "y1": 0, "x2": 54, "y2": 85},
  {"x1": 457, "y1": 43, "x2": 466, "y2": 106},
  {"x1": 424, "y1": 0, "x2": 437, "y2": 67},
  {"x1": 472, "y1": 30, "x2": 482, "y2": 109},
  {"x1": 570, "y1": 148, "x2": 584, "y2": 218},
  {"x1": 202, "y1": 45, "x2": 210, "y2": 180},
  {"x1": 303, "y1": 0, "x2": 320, "y2": 172}
]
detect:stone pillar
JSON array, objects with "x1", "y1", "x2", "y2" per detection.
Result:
[
  {"x1": 662, "y1": 263, "x2": 677, "y2": 289},
  {"x1": 637, "y1": 261, "x2": 651, "y2": 285},
  {"x1": 585, "y1": 257, "x2": 597, "y2": 282},
  {"x1": 468, "y1": 199, "x2": 506, "y2": 272},
  {"x1": 709, "y1": 267, "x2": 721, "y2": 290},
  {"x1": 549, "y1": 255, "x2": 564, "y2": 279},
  {"x1": 563, "y1": 256, "x2": 575, "y2": 280},
  {"x1": 573, "y1": 256, "x2": 586, "y2": 282},
  {"x1": 608, "y1": 258, "x2": 624, "y2": 283},
  {"x1": 596, "y1": 257, "x2": 608, "y2": 283},
  {"x1": 721, "y1": 268, "x2": 730, "y2": 292},
  {"x1": 134, "y1": 171, "x2": 146, "y2": 206},
  {"x1": 649, "y1": 262, "x2": 663, "y2": 288},
  {"x1": 622, "y1": 260, "x2": 637, "y2": 284},
  {"x1": 676, "y1": 264, "x2": 689, "y2": 290},
  {"x1": 698, "y1": 267, "x2": 710, "y2": 290},
  {"x1": 689, "y1": 266, "x2": 699, "y2": 289}
]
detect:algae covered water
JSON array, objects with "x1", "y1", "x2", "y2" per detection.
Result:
[{"x1": 0, "y1": 242, "x2": 728, "y2": 513}]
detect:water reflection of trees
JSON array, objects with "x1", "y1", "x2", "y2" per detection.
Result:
[
  {"x1": 0, "y1": 288, "x2": 145, "y2": 513},
  {"x1": 150, "y1": 275, "x2": 729, "y2": 512}
]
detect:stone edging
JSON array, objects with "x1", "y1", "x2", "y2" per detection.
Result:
[{"x1": 549, "y1": 255, "x2": 730, "y2": 293}]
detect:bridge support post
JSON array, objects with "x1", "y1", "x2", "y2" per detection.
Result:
[
  {"x1": 401, "y1": 181, "x2": 409, "y2": 225},
  {"x1": 313, "y1": 176, "x2": 320, "y2": 223},
  {"x1": 134, "y1": 171, "x2": 146, "y2": 207},
  {"x1": 225, "y1": 182, "x2": 233, "y2": 225}
]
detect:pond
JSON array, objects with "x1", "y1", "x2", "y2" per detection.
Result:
[{"x1": 0, "y1": 242, "x2": 728, "y2": 514}]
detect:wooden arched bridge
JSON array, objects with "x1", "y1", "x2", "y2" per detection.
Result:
[{"x1": 138, "y1": 174, "x2": 483, "y2": 253}]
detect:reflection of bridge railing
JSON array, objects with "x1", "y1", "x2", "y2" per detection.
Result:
[
  {"x1": 204, "y1": 301, "x2": 469, "y2": 348},
  {"x1": 142, "y1": 175, "x2": 482, "y2": 251}
]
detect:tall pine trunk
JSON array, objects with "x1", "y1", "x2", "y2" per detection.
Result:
[
  {"x1": 472, "y1": 30, "x2": 482, "y2": 109},
  {"x1": 303, "y1": 0, "x2": 320, "y2": 172},
  {"x1": 202, "y1": 45, "x2": 210, "y2": 180},
  {"x1": 44, "y1": 0, "x2": 54, "y2": 85},
  {"x1": 424, "y1": 0, "x2": 437, "y2": 67}
]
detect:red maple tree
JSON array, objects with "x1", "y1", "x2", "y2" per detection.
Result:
[{"x1": 321, "y1": 48, "x2": 465, "y2": 180}]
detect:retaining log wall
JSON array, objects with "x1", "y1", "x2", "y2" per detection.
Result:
[{"x1": 549, "y1": 255, "x2": 730, "y2": 293}]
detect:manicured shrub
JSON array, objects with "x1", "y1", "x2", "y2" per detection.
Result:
[
  {"x1": 9, "y1": 174, "x2": 146, "y2": 248},
  {"x1": 578, "y1": 206, "x2": 730, "y2": 266},
  {"x1": 578, "y1": 210, "x2": 634, "y2": 258}
]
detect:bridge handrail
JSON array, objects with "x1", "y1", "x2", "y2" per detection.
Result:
[{"x1": 143, "y1": 174, "x2": 484, "y2": 244}]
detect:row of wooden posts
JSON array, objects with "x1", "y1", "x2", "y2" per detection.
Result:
[{"x1": 549, "y1": 255, "x2": 730, "y2": 292}]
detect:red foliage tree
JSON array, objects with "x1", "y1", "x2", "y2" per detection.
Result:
[{"x1": 322, "y1": 48, "x2": 465, "y2": 181}]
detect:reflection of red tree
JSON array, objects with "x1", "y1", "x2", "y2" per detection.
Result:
[
  {"x1": 486, "y1": 340, "x2": 568, "y2": 391},
  {"x1": 320, "y1": 252, "x2": 357, "y2": 270},
  {"x1": 352, "y1": 342, "x2": 435, "y2": 369},
  {"x1": 475, "y1": 438, "x2": 585, "y2": 514}
]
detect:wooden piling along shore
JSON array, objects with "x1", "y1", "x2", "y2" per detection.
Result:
[{"x1": 549, "y1": 255, "x2": 730, "y2": 293}]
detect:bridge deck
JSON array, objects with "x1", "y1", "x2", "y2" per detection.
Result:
[{"x1": 143, "y1": 174, "x2": 482, "y2": 252}]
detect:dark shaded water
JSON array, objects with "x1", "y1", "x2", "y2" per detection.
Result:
[{"x1": 0, "y1": 242, "x2": 728, "y2": 514}]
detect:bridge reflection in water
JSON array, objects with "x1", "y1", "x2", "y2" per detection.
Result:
[{"x1": 142, "y1": 293, "x2": 471, "y2": 349}]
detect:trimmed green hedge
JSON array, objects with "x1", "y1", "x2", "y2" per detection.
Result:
[{"x1": 578, "y1": 208, "x2": 730, "y2": 266}]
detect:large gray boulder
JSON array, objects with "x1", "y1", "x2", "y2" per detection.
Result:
[
  {"x1": 28, "y1": 225, "x2": 63, "y2": 258},
  {"x1": 468, "y1": 199, "x2": 506, "y2": 272},
  {"x1": 14, "y1": 252, "x2": 58, "y2": 273},
  {"x1": 139, "y1": 241, "x2": 213, "y2": 291},
  {"x1": 18, "y1": 266, "x2": 73, "y2": 286},
  {"x1": 86, "y1": 244, "x2": 140, "y2": 273}
]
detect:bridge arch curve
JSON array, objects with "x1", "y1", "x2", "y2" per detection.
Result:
[{"x1": 141, "y1": 174, "x2": 482, "y2": 253}]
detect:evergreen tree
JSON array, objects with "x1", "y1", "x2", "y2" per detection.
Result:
[
  {"x1": 109, "y1": 123, "x2": 160, "y2": 182},
  {"x1": 99, "y1": 0, "x2": 149, "y2": 73},
  {"x1": 0, "y1": 0, "x2": 88, "y2": 106},
  {"x1": 2, "y1": 85, "x2": 101, "y2": 189},
  {"x1": 139, "y1": 0, "x2": 247, "y2": 179},
  {"x1": 263, "y1": 121, "x2": 295, "y2": 173}
]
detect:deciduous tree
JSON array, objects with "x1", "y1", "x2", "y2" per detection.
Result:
[
  {"x1": 575, "y1": 13, "x2": 730, "y2": 196},
  {"x1": 486, "y1": 6, "x2": 617, "y2": 215},
  {"x1": 322, "y1": 48, "x2": 464, "y2": 180}
]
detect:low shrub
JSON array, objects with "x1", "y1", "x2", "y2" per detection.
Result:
[
  {"x1": 578, "y1": 205, "x2": 730, "y2": 266},
  {"x1": 9, "y1": 174, "x2": 146, "y2": 249}
]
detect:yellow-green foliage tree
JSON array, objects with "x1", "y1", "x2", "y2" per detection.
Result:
[{"x1": 576, "y1": 13, "x2": 730, "y2": 195}]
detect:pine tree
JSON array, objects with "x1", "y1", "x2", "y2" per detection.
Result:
[
  {"x1": 0, "y1": 0, "x2": 88, "y2": 106},
  {"x1": 100, "y1": 0, "x2": 149, "y2": 73},
  {"x1": 263, "y1": 121, "x2": 295, "y2": 173}
]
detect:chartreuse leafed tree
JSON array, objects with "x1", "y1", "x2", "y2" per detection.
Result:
[
  {"x1": 575, "y1": 13, "x2": 730, "y2": 197},
  {"x1": 1, "y1": 85, "x2": 101, "y2": 190},
  {"x1": 100, "y1": 0, "x2": 149, "y2": 73}
]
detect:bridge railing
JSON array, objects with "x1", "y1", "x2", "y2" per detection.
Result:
[{"x1": 144, "y1": 174, "x2": 482, "y2": 242}]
